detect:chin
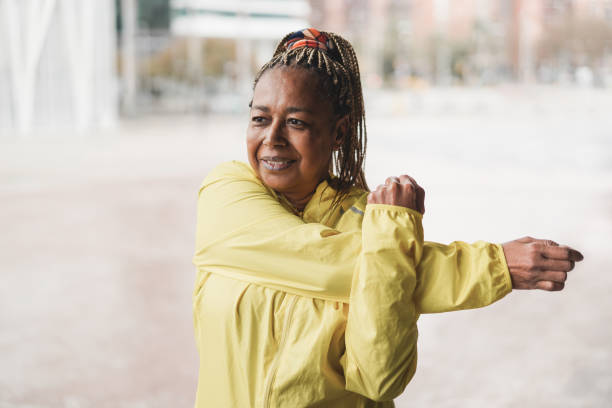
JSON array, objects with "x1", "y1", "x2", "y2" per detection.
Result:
[{"x1": 259, "y1": 172, "x2": 296, "y2": 193}]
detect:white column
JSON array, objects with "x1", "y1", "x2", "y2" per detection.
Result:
[
  {"x1": 4, "y1": 0, "x2": 57, "y2": 134},
  {"x1": 59, "y1": 0, "x2": 95, "y2": 130}
]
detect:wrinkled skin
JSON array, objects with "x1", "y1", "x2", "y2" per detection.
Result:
[
  {"x1": 247, "y1": 66, "x2": 346, "y2": 211},
  {"x1": 502, "y1": 237, "x2": 583, "y2": 291}
]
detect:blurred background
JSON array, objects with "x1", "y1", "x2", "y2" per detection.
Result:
[{"x1": 1, "y1": 0, "x2": 611, "y2": 407}]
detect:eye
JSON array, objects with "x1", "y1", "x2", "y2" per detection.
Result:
[
  {"x1": 287, "y1": 118, "x2": 306, "y2": 128},
  {"x1": 251, "y1": 116, "x2": 267, "y2": 125}
]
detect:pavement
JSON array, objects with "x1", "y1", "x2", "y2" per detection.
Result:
[{"x1": 1, "y1": 88, "x2": 612, "y2": 407}]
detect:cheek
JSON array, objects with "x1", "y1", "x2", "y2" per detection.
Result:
[
  {"x1": 245, "y1": 132, "x2": 261, "y2": 171},
  {"x1": 246, "y1": 130, "x2": 259, "y2": 156},
  {"x1": 298, "y1": 137, "x2": 333, "y2": 172}
]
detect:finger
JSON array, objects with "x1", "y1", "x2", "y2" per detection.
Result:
[
  {"x1": 398, "y1": 175, "x2": 425, "y2": 213},
  {"x1": 538, "y1": 258, "x2": 574, "y2": 272},
  {"x1": 385, "y1": 176, "x2": 400, "y2": 185},
  {"x1": 542, "y1": 245, "x2": 584, "y2": 262},
  {"x1": 535, "y1": 281, "x2": 565, "y2": 291},
  {"x1": 416, "y1": 186, "x2": 425, "y2": 214},
  {"x1": 537, "y1": 271, "x2": 568, "y2": 283},
  {"x1": 399, "y1": 174, "x2": 419, "y2": 187},
  {"x1": 535, "y1": 280, "x2": 566, "y2": 291}
]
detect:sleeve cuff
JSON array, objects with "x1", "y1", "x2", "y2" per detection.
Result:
[
  {"x1": 365, "y1": 203, "x2": 423, "y2": 219},
  {"x1": 492, "y1": 243, "x2": 513, "y2": 299}
]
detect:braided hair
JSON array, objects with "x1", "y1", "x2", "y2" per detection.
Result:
[{"x1": 253, "y1": 28, "x2": 369, "y2": 214}]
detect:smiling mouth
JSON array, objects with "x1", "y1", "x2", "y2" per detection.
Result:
[{"x1": 260, "y1": 158, "x2": 296, "y2": 171}]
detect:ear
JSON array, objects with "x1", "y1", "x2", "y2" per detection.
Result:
[{"x1": 332, "y1": 115, "x2": 348, "y2": 151}]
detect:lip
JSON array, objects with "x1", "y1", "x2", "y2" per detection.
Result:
[{"x1": 259, "y1": 156, "x2": 297, "y2": 171}]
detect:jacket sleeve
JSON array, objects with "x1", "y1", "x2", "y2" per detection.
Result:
[
  {"x1": 194, "y1": 161, "x2": 511, "y2": 308},
  {"x1": 415, "y1": 240, "x2": 512, "y2": 313},
  {"x1": 340, "y1": 204, "x2": 422, "y2": 401},
  {"x1": 193, "y1": 161, "x2": 360, "y2": 302}
]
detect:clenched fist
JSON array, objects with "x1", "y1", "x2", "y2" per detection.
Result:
[
  {"x1": 502, "y1": 236, "x2": 584, "y2": 291},
  {"x1": 367, "y1": 175, "x2": 425, "y2": 214}
]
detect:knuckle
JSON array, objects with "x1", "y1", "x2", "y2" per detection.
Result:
[
  {"x1": 528, "y1": 245, "x2": 541, "y2": 259},
  {"x1": 543, "y1": 281, "x2": 555, "y2": 291}
]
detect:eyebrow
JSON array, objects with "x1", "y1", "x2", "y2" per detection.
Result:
[{"x1": 250, "y1": 104, "x2": 313, "y2": 114}]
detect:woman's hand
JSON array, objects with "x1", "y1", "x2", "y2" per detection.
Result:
[
  {"x1": 502, "y1": 236, "x2": 584, "y2": 291},
  {"x1": 367, "y1": 175, "x2": 425, "y2": 214}
]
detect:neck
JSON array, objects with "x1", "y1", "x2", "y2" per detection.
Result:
[
  {"x1": 279, "y1": 174, "x2": 330, "y2": 212},
  {"x1": 282, "y1": 190, "x2": 315, "y2": 212}
]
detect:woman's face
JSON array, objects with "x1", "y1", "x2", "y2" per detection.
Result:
[{"x1": 247, "y1": 66, "x2": 344, "y2": 206}]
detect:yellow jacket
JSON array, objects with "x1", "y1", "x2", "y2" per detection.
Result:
[{"x1": 193, "y1": 161, "x2": 511, "y2": 407}]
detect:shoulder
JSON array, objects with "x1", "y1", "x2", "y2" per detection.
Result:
[
  {"x1": 326, "y1": 187, "x2": 368, "y2": 230},
  {"x1": 343, "y1": 188, "x2": 369, "y2": 214},
  {"x1": 200, "y1": 161, "x2": 259, "y2": 191},
  {"x1": 204, "y1": 160, "x2": 255, "y2": 182}
]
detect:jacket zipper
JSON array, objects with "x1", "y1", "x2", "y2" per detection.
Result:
[{"x1": 262, "y1": 296, "x2": 298, "y2": 407}]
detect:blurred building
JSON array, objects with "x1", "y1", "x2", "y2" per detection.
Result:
[
  {"x1": 311, "y1": 0, "x2": 612, "y2": 86},
  {"x1": 117, "y1": 0, "x2": 611, "y2": 115},
  {"x1": 171, "y1": 0, "x2": 309, "y2": 92},
  {"x1": 120, "y1": 0, "x2": 309, "y2": 113},
  {"x1": 0, "y1": 0, "x2": 117, "y2": 134}
]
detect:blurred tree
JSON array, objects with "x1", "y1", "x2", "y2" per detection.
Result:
[
  {"x1": 142, "y1": 39, "x2": 236, "y2": 82},
  {"x1": 537, "y1": 16, "x2": 612, "y2": 84}
]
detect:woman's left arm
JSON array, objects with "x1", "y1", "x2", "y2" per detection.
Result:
[
  {"x1": 340, "y1": 203, "x2": 423, "y2": 401},
  {"x1": 193, "y1": 161, "x2": 512, "y2": 308},
  {"x1": 193, "y1": 161, "x2": 361, "y2": 302}
]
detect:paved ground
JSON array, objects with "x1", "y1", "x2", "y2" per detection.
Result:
[{"x1": 2, "y1": 87, "x2": 612, "y2": 407}]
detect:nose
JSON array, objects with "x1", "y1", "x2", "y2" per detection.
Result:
[{"x1": 262, "y1": 120, "x2": 287, "y2": 147}]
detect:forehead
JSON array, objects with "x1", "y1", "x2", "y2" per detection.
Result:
[{"x1": 252, "y1": 67, "x2": 331, "y2": 113}]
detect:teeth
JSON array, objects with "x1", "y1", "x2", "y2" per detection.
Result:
[{"x1": 261, "y1": 159, "x2": 294, "y2": 170}]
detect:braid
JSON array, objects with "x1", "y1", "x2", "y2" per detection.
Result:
[{"x1": 253, "y1": 30, "x2": 369, "y2": 216}]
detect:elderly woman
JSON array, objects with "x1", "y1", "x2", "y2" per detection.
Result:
[{"x1": 192, "y1": 29, "x2": 582, "y2": 407}]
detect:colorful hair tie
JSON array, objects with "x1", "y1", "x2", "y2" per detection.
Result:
[{"x1": 284, "y1": 28, "x2": 332, "y2": 51}]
